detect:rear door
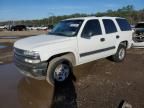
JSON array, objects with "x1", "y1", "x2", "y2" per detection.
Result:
[{"x1": 101, "y1": 19, "x2": 118, "y2": 55}]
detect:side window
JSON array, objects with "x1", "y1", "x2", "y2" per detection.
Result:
[
  {"x1": 103, "y1": 19, "x2": 117, "y2": 34},
  {"x1": 116, "y1": 19, "x2": 132, "y2": 31},
  {"x1": 81, "y1": 20, "x2": 102, "y2": 37}
]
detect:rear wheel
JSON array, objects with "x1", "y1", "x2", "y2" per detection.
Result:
[{"x1": 111, "y1": 44, "x2": 126, "y2": 62}]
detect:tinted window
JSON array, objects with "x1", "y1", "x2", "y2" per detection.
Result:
[
  {"x1": 116, "y1": 19, "x2": 131, "y2": 31},
  {"x1": 81, "y1": 20, "x2": 102, "y2": 37},
  {"x1": 103, "y1": 19, "x2": 117, "y2": 34}
]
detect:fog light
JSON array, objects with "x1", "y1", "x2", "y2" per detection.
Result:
[
  {"x1": 24, "y1": 59, "x2": 40, "y2": 64},
  {"x1": 33, "y1": 69, "x2": 38, "y2": 73}
]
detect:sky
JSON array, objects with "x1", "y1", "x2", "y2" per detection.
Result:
[{"x1": 0, "y1": 0, "x2": 143, "y2": 21}]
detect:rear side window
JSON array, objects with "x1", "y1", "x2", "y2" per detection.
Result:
[
  {"x1": 103, "y1": 19, "x2": 117, "y2": 34},
  {"x1": 116, "y1": 19, "x2": 131, "y2": 31},
  {"x1": 81, "y1": 19, "x2": 102, "y2": 37}
]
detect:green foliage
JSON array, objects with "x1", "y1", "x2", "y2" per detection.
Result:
[{"x1": 0, "y1": 5, "x2": 144, "y2": 26}]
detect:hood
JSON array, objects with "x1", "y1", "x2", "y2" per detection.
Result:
[{"x1": 14, "y1": 34, "x2": 72, "y2": 50}]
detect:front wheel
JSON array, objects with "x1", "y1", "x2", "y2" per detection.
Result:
[
  {"x1": 46, "y1": 57, "x2": 72, "y2": 86},
  {"x1": 111, "y1": 45, "x2": 126, "y2": 62}
]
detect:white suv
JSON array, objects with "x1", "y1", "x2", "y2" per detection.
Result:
[{"x1": 14, "y1": 17, "x2": 133, "y2": 85}]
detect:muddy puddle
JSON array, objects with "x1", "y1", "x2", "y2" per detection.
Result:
[
  {"x1": 0, "y1": 64, "x2": 53, "y2": 108},
  {"x1": 0, "y1": 63, "x2": 77, "y2": 108},
  {"x1": 0, "y1": 45, "x2": 7, "y2": 49}
]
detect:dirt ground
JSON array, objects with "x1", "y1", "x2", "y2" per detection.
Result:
[{"x1": 0, "y1": 32, "x2": 144, "y2": 108}]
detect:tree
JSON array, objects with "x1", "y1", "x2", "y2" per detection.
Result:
[{"x1": 0, "y1": 5, "x2": 143, "y2": 26}]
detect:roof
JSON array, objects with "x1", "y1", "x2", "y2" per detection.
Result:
[{"x1": 64, "y1": 16, "x2": 125, "y2": 21}]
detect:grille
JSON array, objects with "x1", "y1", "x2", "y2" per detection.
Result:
[{"x1": 14, "y1": 48, "x2": 25, "y2": 56}]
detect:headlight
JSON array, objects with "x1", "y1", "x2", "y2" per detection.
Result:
[{"x1": 23, "y1": 50, "x2": 40, "y2": 59}]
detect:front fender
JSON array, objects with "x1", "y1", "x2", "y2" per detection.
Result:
[{"x1": 38, "y1": 47, "x2": 79, "y2": 66}]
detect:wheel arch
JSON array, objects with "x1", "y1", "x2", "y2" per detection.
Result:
[
  {"x1": 120, "y1": 41, "x2": 128, "y2": 48},
  {"x1": 47, "y1": 52, "x2": 77, "y2": 66}
]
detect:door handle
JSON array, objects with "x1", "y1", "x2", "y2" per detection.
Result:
[
  {"x1": 100, "y1": 38, "x2": 105, "y2": 42},
  {"x1": 116, "y1": 35, "x2": 120, "y2": 39}
]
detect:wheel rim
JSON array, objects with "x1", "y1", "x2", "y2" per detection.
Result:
[
  {"x1": 119, "y1": 48, "x2": 125, "y2": 60},
  {"x1": 53, "y1": 63, "x2": 70, "y2": 82}
]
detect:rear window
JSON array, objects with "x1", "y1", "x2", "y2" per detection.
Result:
[
  {"x1": 116, "y1": 19, "x2": 131, "y2": 31},
  {"x1": 103, "y1": 19, "x2": 117, "y2": 34}
]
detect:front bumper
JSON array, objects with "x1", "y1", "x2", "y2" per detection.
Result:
[
  {"x1": 14, "y1": 59, "x2": 48, "y2": 80},
  {"x1": 14, "y1": 48, "x2": 48, "y2": 80}
]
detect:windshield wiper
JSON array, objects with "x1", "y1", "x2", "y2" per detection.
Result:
[{"x1": 49, "y1": 32, "x2": 68, "y2": 36}]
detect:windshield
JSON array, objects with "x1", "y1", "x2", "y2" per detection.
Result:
[
  {"x1": 49, "y1": 20, "x2": 83, "y2": 37},
  {"x1": 135, "y1": 23, "x2": 144, "y2": 28}
]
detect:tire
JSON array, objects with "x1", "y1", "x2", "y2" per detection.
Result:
[
  {"x1": 46, "y1": 56, "x2": 73, "y2": 86},
  {"x1": 111, "y1": 44, "x2": 126, "y2": 62}
]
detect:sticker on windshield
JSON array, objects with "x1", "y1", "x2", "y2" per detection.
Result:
[{"x1": 70, "y1": 24, "x2": 79, "y2": 27}]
